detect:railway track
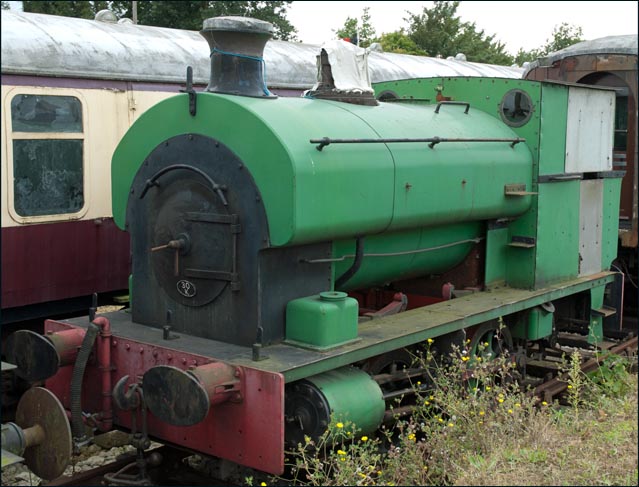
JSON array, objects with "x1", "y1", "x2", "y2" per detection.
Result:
[
  {"x1": 531, "y1": 331, "x2": 638, "y2": 403},
  {"x1": 40, "y1": 446, "x2": 230, "y2": 487}
]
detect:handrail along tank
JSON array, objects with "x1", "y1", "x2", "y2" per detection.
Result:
[{"x1": 114, "y1": 17, "x2": 533, "y2": 347}]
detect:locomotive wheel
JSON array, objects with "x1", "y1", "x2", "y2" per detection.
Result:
[
  {"x1": 468, "y1": 320, "x2": 513, "y2": 361},
  {"x1": 362, "y1": 349, "x2": 415, "y2": 376},
  {"x1": 361, "y1": 348, "x2": 431, "y2": 397},
  {"x1": 465, "y1": 321, "x2": 518, "y2": 389}
]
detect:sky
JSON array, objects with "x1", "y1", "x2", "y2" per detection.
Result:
[
  {"x1": 286, "y1": 1, "x2": 638, "y2": 54},
  {"x1": 6, "y1": 1, "x2": 638, "y2": 55}
]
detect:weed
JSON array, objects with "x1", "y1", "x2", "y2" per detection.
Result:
[{"x1": 272, "y1": 333, "x2": 637, "y2": 486}]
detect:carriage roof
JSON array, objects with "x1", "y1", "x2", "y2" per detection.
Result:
[
  {"x1": 523, "y1": 34, "x2": 638, "y2": 77},
  {"x1": 1, "y1": 10, "x2": 522, "y2": 89}
]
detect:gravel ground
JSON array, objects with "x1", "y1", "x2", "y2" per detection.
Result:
[{"x1": 2, "y1": 435, "x2": 161, "y2": 486}]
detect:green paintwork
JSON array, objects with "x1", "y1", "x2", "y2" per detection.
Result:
[
  {"x1": 538, "y1": 84, "x2": 568, "y2": 175},
  {"x1": 113, "y1": 89, "x2": 531, "y2": 251},
  {"x1": 373, "y1": 77, "x2": 542, "y2": 167},
  {"x1": 229, "y1": 272, "x2": 616, "y2": 382},
  {"x1": 512, "y1": 306, "x2": 554, "y2": 340},
  {"x1": 373, "y1": 78, "x2": 543, "y2": 290},
  {"x1": 602, "y1": 178, "x2": 622, "y2": 269},
  {"x1": 588, "y1": 285, "x2": 606, "y2": 344},
  {"x1": 504, "y1": 206, "x2": 538, "y2": 289},
  {"x1": 534, "y1": 180, "x2": 580, "y2": 287},
  {"x1": 306, "y1": 367, "x2": 385, "y2": 435},
  {"x1": 372, "y1": 79, "x2": 615, "y2": 293},
  {"x1": 112, "y1": 93, "x2": 395, "y2": 247},
  {"x1": 485, "y1": 225, "x2": 509, "y2": 287},
  {"x1": 341, "y1": 99, "x2": 533, "y2": 231},
  {"x1": 286, "y1": 292, "x2": 359, "y2": 349},
  {"x1": 333, "y1": 223, "x2": 480, "y2": 291}
]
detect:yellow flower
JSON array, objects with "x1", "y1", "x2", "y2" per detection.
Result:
[
  {"x1": 461, "y1": 356, "x2": 470, "y2": 362},
  {"x1": 423, "y1": 466, "x2": 428, "y2": 471},
  {"x1": 429, "y1": 395, "x2": 434, "y2": 400},
  {"x1": 479, "y1": 411, "x2": 485, "y2": 416},
  {"x1": 341, "y1": 457, "x2": 346, "y2": 462},
  {"x1": 427, "y1": 338, "x2": 434, "y2": 344},
  {"x1": 337, "y1": 450, "x2": 347, "y2": 456},
  {"x1": 476, "y1": 357, "x2": 482, "y2": 362},
  {"x1": 478, "y1": 420, "x2": 484, "y2": 425},
  {"x1": 416, "y1": 381, "x2": 421, "y2": 386},
  {"x1": 407, "y1": 433, "x2": 416, "y2": 441},
  {"x1": 498, "y1": 398, "x2": 504, "y2": 403},
  {"x1": 424, "y1": 400, "x2": 430, "y2": 406},
  {"x1": 485, "y1": 386, "x2": 491, "y2": 391},
  {"x1": 358, "y1": 473, "x2": 366, "y2": 478},
  {"x1": 447, "y1": 423, "x2": 454, "y2": 427},
  {"x1": 541, "y1": 401, "x2": 548, "y2": 406},
  {"x1": 484, "y1": 342, "x2": 489, "y2": 347},
  {"x1": 336, "y1": 422, "x2": 344, "y2": 429},
  {"x1": 438, "y1": 418, "x2": 444, "y2": 423},
  {"x1": 361, "y1": 436, "x2": 368, "y2": 442},
  {"x1": 261, "y1": 483, "x2": 267, "y2": 486},
  {"x1": 508, "y1": 409, "x2": 513, "y2": 414},
  {"x1": 304, "y1": 435, "x2": 311, "y2": 444},
  {"x1": 515, "y1": 403, "x2": 521, "y2": 408},
  {"x1": 347, "y1": 431, "x2": 351, "y2": 436},
  {"x1": 498, "y1": 393, "x2": 504, "y2": 398},
  {"x1": 567, "y1": 385, "x2": 573, "y2": 389}
]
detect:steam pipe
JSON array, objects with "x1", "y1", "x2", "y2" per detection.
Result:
[
  {"x1": 335, "y1": 237, "x2": 364, "y2": 289},
  {"x1": 70, "y1": 322, "x2": 100, "y2": 443},
  {"x1": 93, "y1": 316, "x2": 113, "y2": 431}
]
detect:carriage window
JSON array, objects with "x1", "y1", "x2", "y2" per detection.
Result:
[
  {"x1": 10, "y1": 95, "x2": 84, "y2": 217},
  {"x1": 13, "y1": 140, "x2": 84, "y2": 216},
  {"x1": 11, "y1": 95, "x2": 82, "y2": 132},
  {"x1": 614, "y1": 95, "x2": 628, "y2": 151}
]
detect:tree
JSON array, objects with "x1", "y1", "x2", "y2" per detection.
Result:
[
  {"x1": 23, "y1": 1, "x2": 109, "y2": 18},
  {"x1": 514, "y1": 22, "x2": 583, "y2": 65},
  {"x1": 376, "y1": 30, "x2": 426, "y2": 56},
  {"x1": 23, "y1": 1, "x2": 297, "y2": 40},
  {"x1": 406, "y1": 1, "x2": 513, "y2": 65},
  {"x1": 334, "y1": 6, "x2": 376, "y2": 48},
  {"x1": 1, "y1": 1, "x2": 11, "y2": 10}
]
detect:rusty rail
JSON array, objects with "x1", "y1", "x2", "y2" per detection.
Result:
[
  {"x1": 43, "y1": 452, "x2": 137, "y2": 486},
  {"x1": 532, "y1": 334, "x2": 638, "y2": 403}
]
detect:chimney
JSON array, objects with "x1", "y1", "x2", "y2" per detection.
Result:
[{"x1": 200, "y1": 16, "x2": 276, "y2": 98}]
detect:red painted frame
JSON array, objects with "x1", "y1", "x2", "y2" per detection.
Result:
[{"x1": 44, "y1": 319, "x2": 285, "y2": 474}]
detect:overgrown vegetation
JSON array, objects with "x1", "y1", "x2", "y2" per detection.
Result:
[{"x1": 267, "y1": 340, "x2": 637, "y2": 486}]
